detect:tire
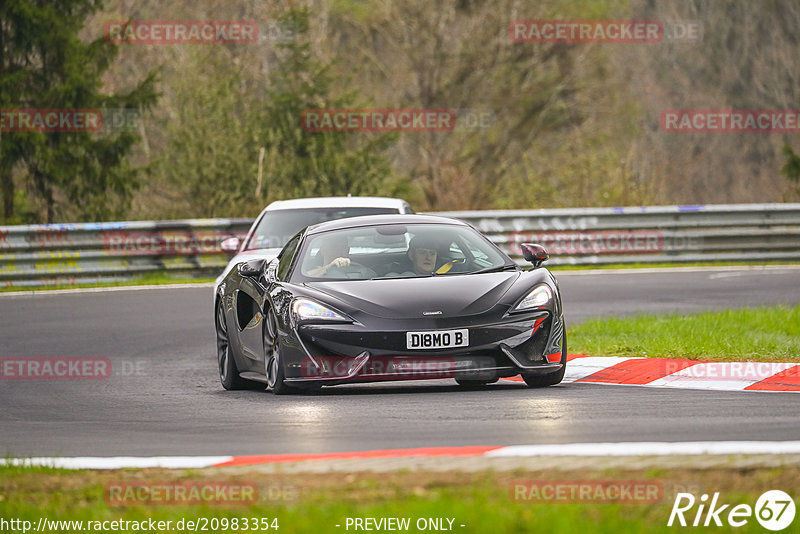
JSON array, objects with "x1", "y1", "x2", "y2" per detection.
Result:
[
  {"x1": 264, "y1": 307, "x2": 298, "y2": 395},
  {"x1": 522, "y1": 332, "x2": 567, "y2": 387},
  {"x1": 455, "y1": 378, "x2": 499, "y2": 387},
  {"x1": 216, "y1": 299, "x2": 264, "y2": 390}
]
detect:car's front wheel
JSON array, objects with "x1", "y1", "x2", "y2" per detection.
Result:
[
  {"x1": 264, "y1": 307, "x2": 297, "y2": 395},
  {"x1": 216, "y1": 300, "x2": 263, "y2": 390},
  {"x1": 522, "y1": 333, "x2": 567, "y2": 387}
]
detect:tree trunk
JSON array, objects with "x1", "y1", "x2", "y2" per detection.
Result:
[
  {"x1": 1, "y1": 168, "x2": 13, "y2": 220},
  {"x1": 46, "y1": 186, "x2": 54, "y2": 223}
]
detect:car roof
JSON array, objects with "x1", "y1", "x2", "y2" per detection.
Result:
[
  {"x1": 264, "y1": 196, "x2": 409, "y2": 211},
  {"x1": 305, "y1": 214, "x2": 468, "y2": 235}
]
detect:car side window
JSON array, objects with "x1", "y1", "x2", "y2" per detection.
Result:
[
  {"x1": 276, "y1": 234, "x2": 301, "y2": 281},
  {"x1": 451, "y1": 234, "x2": 486, "y2": 261},
  {"x1": 445, "y1": 241, "x2": 466, "y2": 261}
]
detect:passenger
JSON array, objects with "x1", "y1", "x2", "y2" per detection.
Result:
[{"x1": 385, "y1": 236, "x2": 439, "y2": 277}]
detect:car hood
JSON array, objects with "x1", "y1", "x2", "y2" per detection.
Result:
[{"x1": 306, "y1": 271, "x2": 521, "y2": 319}]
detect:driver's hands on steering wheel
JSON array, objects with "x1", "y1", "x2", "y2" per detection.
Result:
[{"x1": 327, "y1": 257, "x2": 350, "y2": 271}]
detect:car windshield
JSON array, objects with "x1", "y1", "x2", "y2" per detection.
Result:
[
  {"x1": 244, "y1": 207, "x2": 399, "y2": 251},
  {"x1": 292, "y1": 223, "x2": 512, "y2": 282}
]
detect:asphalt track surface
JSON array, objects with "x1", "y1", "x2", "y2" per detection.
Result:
[{"x1": 1, "y1": 266, "x2": 800, "y2": 457}]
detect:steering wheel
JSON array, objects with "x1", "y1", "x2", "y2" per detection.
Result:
[{"x1": 326, "y1": 263, "x2": 376, "y2": 279}]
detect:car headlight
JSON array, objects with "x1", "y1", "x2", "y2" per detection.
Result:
[
  {"x1": 292, "y1": 298, "x2": 352, "y2": 323},
  {"x1": 513, "y1": 285, "x2": 553, "y2": 311}
]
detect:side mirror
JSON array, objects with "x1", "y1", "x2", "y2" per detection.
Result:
[
  {"x1": 265, "y1": 258, "x2": 279, "y2": 280},
  {"x1": 221, "y1": 237, "x2": 241, "y2": 253},
  {"x1": 238, "y1": 258, "x2": 265, "y2": 278},
  {"x1": 520, "y1": 243, "x2": 549, "y2": 268}
]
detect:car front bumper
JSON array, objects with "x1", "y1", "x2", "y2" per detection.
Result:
[{"x1": 282, "y1": 311, "x2": 565, "y2": 385}]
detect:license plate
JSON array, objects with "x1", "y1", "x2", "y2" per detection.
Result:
[{"x1": 406, "y1": 329, "x2": 469, "y2": 350}]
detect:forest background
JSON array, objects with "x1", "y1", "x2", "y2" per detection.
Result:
[{"x1": 1, "y1": 0, "x2": 799, "y2": 224}]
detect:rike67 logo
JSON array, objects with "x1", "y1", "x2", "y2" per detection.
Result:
[{"x1": 668, "y1": 490, "x2": 795, "y2": 530}]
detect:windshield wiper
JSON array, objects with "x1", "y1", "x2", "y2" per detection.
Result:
[
  {"x1": 470, "y1": 264, "x2": 518, "y2": 275},
  {"x1": 372, "y1": 274, "x2": 435, "y2": 280}
]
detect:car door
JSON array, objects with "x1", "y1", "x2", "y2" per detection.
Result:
[
  {"x1": 235, "y1": 273, "x2": 267, "y2": 365},
  {"x1": 238, "y1": 234, "x2": 301, "y2": 363}
]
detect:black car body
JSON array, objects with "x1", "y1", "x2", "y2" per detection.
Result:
[{"x1": 214, "y1": 214, "x2": 566, "y2": 393}]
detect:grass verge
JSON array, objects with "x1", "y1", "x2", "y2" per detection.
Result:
[
  {"x1": 1, "y1": 464, "x2": 797, "y2": 533},
  {"x1": 569, "y1": 305, "x2": 800, "y2": 361}
]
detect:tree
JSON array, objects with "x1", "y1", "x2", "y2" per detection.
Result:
[
  {"x1": 148, "y1": 5, "x2": 396, "y2": 219},
  {"x1": 781, "y1": 145, "x2": 800, "y2": 198},
  {"x1": 618, "y1": 0, "x2": 800, "y2": 204},
  {"x1": 324, "y1": 0, "x2": 632, "y2": 210},
  {"x1": 152, "y1": 47, "x2": 262, "y2": 218},
  {"x1": 0, "y1": 0, "x2": 39, "y2": 221},
  {"x1": 0, "y1": 0, "x2": 157, "y2": 223},
  {"x1": 258, "y1": 5, "x2": 395, "y2": 202}
]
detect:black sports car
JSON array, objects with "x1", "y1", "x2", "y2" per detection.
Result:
[{"x1": 214, "y1": 214, "x2": 566, "y2": 394}]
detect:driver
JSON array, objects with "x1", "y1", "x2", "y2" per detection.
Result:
[{"x1": 307, "y1": 234, "x2": 376, "y2": 278}]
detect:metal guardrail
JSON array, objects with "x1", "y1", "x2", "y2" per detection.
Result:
[
  {"x1": 431, "y1": 203, "x2": 800, "y2": 266},
  {"x1": 0, "y1": 219, "x2": 252, "y2": 287},
  {"x1": 1, "y1": 203, "x2": 799, "y2": 286}
]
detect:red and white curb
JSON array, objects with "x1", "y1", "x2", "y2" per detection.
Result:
[
  {"x1": 503, "y1": 355, "x2": 800, "y2": 392},
  {"x1": 5, "y1": 441, "x2": 800, "y2": 470}
]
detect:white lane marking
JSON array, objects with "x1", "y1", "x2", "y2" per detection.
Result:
[
  {"x1": 555, "y1": 265, "x2": 800, "y2": 276},
  {"x1": 563, "y1": 357, "x2": 638, "y2": 383},
  {"x1": 648, "y1": 362, "x2": 799, "y2": 391},
  {"x1": 0, "y1": 283, "x2": 214, "y2": 298},
  {"x1": 0, "y1": 456, "x2": 232, "y2": 469},
  {"x1": 486, "y1": 441, "x2": 800, "y2": 457},
  {"x1": 707, "y1": 271, "x2": 754, "y2": 279},
  {"x1": 708, "y1": 270, "x2": 799, "y2": 279},
  {"x1": 8, "y1": 441, "x2": 800, "y2": 470}
]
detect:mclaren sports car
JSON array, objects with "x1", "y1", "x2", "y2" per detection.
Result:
[{"x1": 214, "y1": 214, "x2": 566, "y2": 394}]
